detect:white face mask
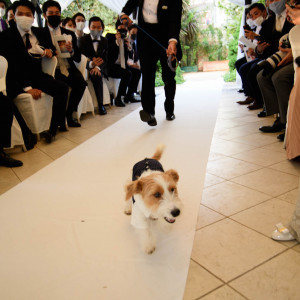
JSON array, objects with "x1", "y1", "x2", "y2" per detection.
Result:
[
  {"x1": 253, "y1": 15, "x2": 264, "y2": 27},
  {"x1": 269, "y1": 0, "x2": 286, "y2": 15},
  {"x1": 15, "y1": 15, "x2": 34, "y2": 32},
  {"x1": 76, "y1": 21, "x2": 85, "y2": 31},
  {"x1": 66, "y1": 26, "x2": 75, "y2": 32},
  {"x1": 0, "y1": 7, "x2": 5, "y2": 18},
  {"x1": 246, "y1": 19, "x2": 256, "y2": 29}
]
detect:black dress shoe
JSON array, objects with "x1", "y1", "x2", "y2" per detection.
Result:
[
  {"x1": 59, "y1": 125, "x2": 68, "y2": 132},
  {"x1": 0, "y1": 150, "x2": 23, "y2": 167},
  {"x1": 166, "y1": 113, "x2": 175, "y2": 121},
  {"x1": 42, "y1": 130, "x2": 55, "y2": 143},
  {"x1": 67, "y1": 117, "x2": 81, "y2": 127},
  {"x1": 259, "y1": 118, "x2": 285, "y2": 133},
  {"x1": 257, "y1": 110, "x2": 267, "y2": 118},
  {"x1": 238, "y1": 89, "x2": 245, "y2": 93},
  {"x1": 99, "y1": 105, "x2": 107, "y2": 115},
  {"x1": 139, "y1": 110, "x2": 157, "y2": 126},
  {"x1": 24, "y1": 131, "x2": 37, "y2": 150},
  {"x1": 277, "y1": 132, "x2": 285, "y2": 141},
  {"x1": 115, "y1": 98, "x2": 126, "y2": 107}
]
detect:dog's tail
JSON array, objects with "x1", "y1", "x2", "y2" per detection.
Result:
[{"x1": 151, "y1": 144, "x2": 165, "y2": 161}]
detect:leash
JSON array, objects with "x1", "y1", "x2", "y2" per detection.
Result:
[{"x1": 121, "y1": 17, "x2": 178, "y2": 72}]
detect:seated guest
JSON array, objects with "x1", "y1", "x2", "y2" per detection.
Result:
[
  {"x1": 0, "y1": 0, "x2": 69, "y2": 143},
  {"x1": 125, "y1": 24, "x2": 141, "y2": 103},
  {"x1": 62, "y1": 17, "x2": 76, "y2": 32},
  {"x1": 0, "y1": 93, "x2": 23, "y2": 167},
  {"x1": 5, "y1": 5, "x2": 15, "y2": 28},
  {"x1": 72, "y1": 12, "x2": 86, "y2": 40},
  {"x1": 42, "y1": 0, "x2": 87, "y2": 128},
  {"x1": 0, "y1": 0, "x2": 7, "y2": 32},
  {"x1": 78, "y1": 16, "x2": 108, "y2": 115},
  {"x1": 106, "y1": 20, "x2": 132, "y2": 107}
]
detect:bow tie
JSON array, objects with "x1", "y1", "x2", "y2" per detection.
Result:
[{"x1": 93, "y1": 40, "x2": 100, "y2": 43}]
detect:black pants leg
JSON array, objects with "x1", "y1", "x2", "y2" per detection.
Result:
[
  {"x1": 126, "y1": 67, "x2": 141, "y2": 97},
  {"x1": 108, "y1": 65, "x2": 131, "y2": 99},
  {"x1": 0, "y1": 93, "x2": 13, "y2": 148},
  {"x1": 90, "y1": 73, "x2": 104, "y2": 107},
  {"x1": 55, "y1": 68, "x2": 86, "y2": 115}
]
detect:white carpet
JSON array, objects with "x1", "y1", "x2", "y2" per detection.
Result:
[{"x1": 0, "y1": 73, "x2": 223, "y2": 300}]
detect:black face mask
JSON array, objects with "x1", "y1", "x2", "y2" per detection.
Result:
[
  {"x1": 118, "y1": 28, "x2": 127, "y2": 39},
  {"x1": 8, "y1": 19, "x2": 16, "y2": 27},
  {"x1": 47, "y1": 15, "x2": 61, "y2": 28},
  {"x1": 131, "y1": 34, "x2": 137, "y2": 40}
]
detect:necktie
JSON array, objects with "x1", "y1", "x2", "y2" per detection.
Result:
[
  {"x1": 25, "y1": 33, "x2": 32, "y2": 50},
  {"x1": 119, "y1": 39, "x2": 126, "y2": 69}
]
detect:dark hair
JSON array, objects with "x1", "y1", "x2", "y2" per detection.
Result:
[
  {"x1": 72, "y1": 12, "x2": 85, "y2": 21},
  {"x1": 115, "y1": 18, "x2": 122, "y2": 29},
  {"x1": 249, "y1": 3, "x2": 266, "y2": 13},
  {"x1": 5, "y1": 4, "x2": 14, "y2": 18},
  {"x1": 13, "y1": 0, "x2": 35, "y2": 15},
  {"x1": 0, "y1": 0, "x2": 6, "y2": 8},
  {"x1": 62, "y1": 17, "x2": 75, "y2": 27},
  {"x1": 89, "y1": 16, "x2": 104, "y2": 30},
  {"x1": 42, "y1": 0, "x2": 61, "y2": 14},
  {"x1": 129, "y1": 24, "x2": 138, "y2": 31}
]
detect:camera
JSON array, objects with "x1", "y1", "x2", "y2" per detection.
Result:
[
  {"x1": 243, "y1": 24, "x2": 251, "y2": 31},
  {"x1": 118, "y1": 28, "x2": 128, "y2": 39}
]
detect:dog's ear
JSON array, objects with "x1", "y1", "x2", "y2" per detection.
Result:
[
  {"x1": 125, "y1": 180, "x2": 143, "y2": 200},
  {"x1": 165, "y1": 169, "x2": 179, "y2": 183}
]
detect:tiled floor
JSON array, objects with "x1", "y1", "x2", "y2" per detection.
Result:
[
  {"x1": 184, "y1": 82, "x2": 300, "y2": 300},
  {"x1": 2, "y1": 75, "x2": 300, "y2": 299}
]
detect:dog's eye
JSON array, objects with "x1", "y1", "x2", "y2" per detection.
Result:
[
  {"x1": 171, "y1": 188, "x2": 175, "y2": 192},
  {"x1": 154, "y1": 192, "x2": 161, "y2": 198}
]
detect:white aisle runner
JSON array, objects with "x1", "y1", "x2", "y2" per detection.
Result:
[{"x1": 0, "y1": 73, "x2": 223, "y2": 300}]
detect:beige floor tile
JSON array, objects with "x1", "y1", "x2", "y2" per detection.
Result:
[
  {"x1": 232, "y1": 168, "x2": 299, "y2": 197},
  {"x1": 230, "y1": 250, "x2": 300, "y2": 300},
  {"x1": 0, "y1": 167, "x2": 21, "y2": 195},
  {"x1": 278, "y1": 188, "x2": 299, "y2": 205},
  {"x1": 214, "y1": 119, "x2": 247, "y2": 131},
  {"x1": 293, "y1": 245, "x2": 300, "y2": 253},
  {"x1": 231, "y1": 198, "x2": 297, "y2": 247},
  {"x1": 191, "y1": 219, "x2": 285, "y2": 282},
  {"x1": 207, "y1": 157, "x2": 262, "y2": 180},
  {"x1": 232, "y1": 148, "x2": 286, "y2": 167},
  {"x1": 234, "y1": 115, "x2": 266, "y2": 123},
  {"x1": 214, "y1": 126, "x2": 257, "y2": 140},
  {"x1": 201, "y1": 181, "x2": 271, "y2": 216},
  {"x1": 270, "y1": 160, "x2": 300, "y2": 177},
  {"x1": 201, "y1": 285, "x2": 246, "y2": 300},
  {"x1": 211, "y1": 137, "x2": 226, "y2": 145},
  {"x1": 262, "y1": 142, "x2": 286, "y2": 153},
  {"x1": 196, "y1": 205, "x2": 225, "y2": 229},
  {"x1": 204, "y1": 173, "x2": 225, "y2": 188},
  {"x1": 10, "y1": 148, "x2": 53, "y2": 181},
  {"x1": 208, "y1": 152, "x2": 226, "y2": 162},
  {"x1": 231, "y1": 132, "x2": 279, "y2": 147},
  {"x1": 210, "y1": 140, "x2": 255, "y2": 156},
  {"x1": 183, "y1": 260, "x2": 223, "y2": 300},
  {"x1": 59, "y1": 127, "x2": 96, "y2": 144}
]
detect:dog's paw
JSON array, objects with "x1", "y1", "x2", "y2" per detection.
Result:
[
  {"x1": 124, "y1": 209, "x2": 132, "y2": 215},
  {"x1": 144, "y1": 244, "x2": 156, "y2": 254}
]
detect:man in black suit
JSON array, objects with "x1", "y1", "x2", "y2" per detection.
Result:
[
  {"x1": 106, "y1": 20, "x2": 131, "y2": 107},
  {"x1": 78, "y1": 16, "x2": 108, "y2": 115},
  {"x1": 42, "y1": 0, "x2": 86, "y2": 128},
  {"x1": 0, "y1": 0, "x2": 7, "y2": 32},
  {"x1": 0, "y1": 0, "x2": 69, "y2": 144},
  {"x1": 121, "y1": 0, "x2": 183, "y2": 126}
]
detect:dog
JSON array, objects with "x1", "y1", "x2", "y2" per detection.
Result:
[{"x1": 124, "y1": 145, "x2": 182, "y2": 254}]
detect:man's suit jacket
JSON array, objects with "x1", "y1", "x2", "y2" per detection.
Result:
[
  {"x1": 40, "y1": 26, "x2": 82, "y2": 69},
  {"x1": 78, "y1": 34, "x2": 108, "y2": 77},
  {"x1": 259, "y1": 15, "x2": 294, "y2": 58},
  {"x1": 106, "y1": 33, "x2": 129, "y2": 72},
  {"x1": 0, "y1": 26, "x2": 53, "y2": 98},
  {"x1": 0, "y1": 18, "x2": 7, "y2": 32}
]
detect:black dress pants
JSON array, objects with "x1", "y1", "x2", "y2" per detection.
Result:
[
  {"x1": 108, "y1": 65, "x2": 131, "y2": 100},
  {"x1": 0, "y1": 93, "x2": 13, "y2": 148},
  {"x1": 127, "y1": 67, "x2": 141, "y2": 96},
  {"x1": 90, "y1": 73, "x2": 104, "y2": 107},
  {"x1": 138, "y1": 23, "x2": 176, "y2": 115},
  {"x1": 55, "y1": 67, "x2": 86, "y2": 116}
]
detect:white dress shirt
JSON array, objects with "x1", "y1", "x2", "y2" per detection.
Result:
[
  {"x1": 276, "y1": 9, "x2": 286, "y2": 32},
  {"x1": 143, "y1": 0, "x2": 159, "y2": 24},
  {"x1": 89, "y1": 34, "x2": 101, "y2": 70}
]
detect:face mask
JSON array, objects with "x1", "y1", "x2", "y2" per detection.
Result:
[
  {"x1": 253, "y1": 15, "x2": 264, "y2": 27},
  {"x1": 131, "y1": 33, "x2": 137, "y2": 40},
  {"x1": 15, "y1": 15, "x2": 34, "y2": 32},
  {"x1": 269, "y1": 0, "x2": 286, "y2": 15},
  {"x1": 66, "y1": 26, "x2": 75, "y2": 32},
  {"x1": 246, "y1": 19, "x2": 255, "y2": 29},
  {"x1": 47, "y1": 15, "x2": 61, "y2": 28},
  {"x1": 8, "y1": 19, "x2": 16, "y2": 27},
  {"x1": 0, "y1": 7, "x2": 5, "y2": 18},
  {"x1": 76, "y1": 21, "x2": 85, "y2": 31},
  {"x1": 118, "y1": 28, "x2": 127, "y2": 38},
  {"x1": 90, "y1": 29, "x2": 100, "y2": 39}
]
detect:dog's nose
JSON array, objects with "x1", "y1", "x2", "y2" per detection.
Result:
[{"x1": 171, "y1": 208, "x2": 180, "y2": 217}]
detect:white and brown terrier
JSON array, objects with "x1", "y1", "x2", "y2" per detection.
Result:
[{"x1": 124, "y1": 145, "x2": 182, "y2": 254}]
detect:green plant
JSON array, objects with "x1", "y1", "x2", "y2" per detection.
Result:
[{"x1": 155, "y1": 62, "x2": 185, "y2": 87}]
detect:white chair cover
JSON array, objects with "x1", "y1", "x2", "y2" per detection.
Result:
[
  {"x1": 0, "y1": 56, "x2": 26, "y2": 151},
  {"x1": 13, "y1": 57, "x2": 57, "y2": 134},
  {"x1": 74, "y1": 55, "x2": 94, "y2": 120}
]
